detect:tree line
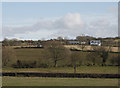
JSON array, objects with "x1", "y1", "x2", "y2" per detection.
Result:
[{"x1": 2, "y1": 36, "x2": 120, "y2": 47}]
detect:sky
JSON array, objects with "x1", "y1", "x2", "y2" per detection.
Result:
[{"x1": 2, "y1": 2, "x2": 118, "y2": 40}]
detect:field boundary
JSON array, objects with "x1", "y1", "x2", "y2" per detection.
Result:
[{"x1": 1, "y1": 72, "x2": 120, "y2": 78}]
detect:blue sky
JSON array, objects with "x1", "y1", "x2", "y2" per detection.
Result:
[{"x1": 2, "y1": 2, "x2": 118, "y2": 40}]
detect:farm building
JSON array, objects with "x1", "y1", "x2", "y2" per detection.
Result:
[{"x1": 90, "y1": 40, "x2": 101, "y2": 46}]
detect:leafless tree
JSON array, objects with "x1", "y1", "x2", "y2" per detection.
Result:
[
  {"x1": 109, "y1": 54, "x2": 119, "y2": 66},
  {"x1": 86, "y1": 52, "x2": 102, "y2": 66},
  {"x1": 3, "y1": 38, "x2": 9, "y2": 46},
  {"x1": 44, "y1": 41, "x2": 69, "y2": 67},
  {"x1": 2, "y1": 47, "x2": 17, "y2": 67},
  {"x1": 57, "y1": 36, "x2": 63, "y2": 41},
  {"x1": 70, "y1": 51, "x2": 82, "y2": 73},
  {"x1": 80, "y1": 44, "x2": 86, "y2": 51},
  {"x1": 93, "y1": 46, "x2": 109, "y2": 66}
]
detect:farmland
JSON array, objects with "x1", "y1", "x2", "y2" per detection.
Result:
[
  {"x1": 3, "y1": 66, "x2": 118, "y2": 74},
  {"x1": 13, "y1": 48, "x2": 119, "y2": 62},
  {"x1": 2, "y1": 42, "x2": 119, "y2": 87},
  {"x1": 14, "y1": 48, "x2": 44, "y2": 61},
  {"x1": 2, "y1": 47, "x2": 119, "y2": 73},
  {"x1": 2, "y1": 2, "x2": 120, "y2": 87},
  {"x1": 2, "y1": 77, "x2": 119, "y2": 86}
]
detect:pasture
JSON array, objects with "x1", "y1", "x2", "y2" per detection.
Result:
[
  {"x1": 2, "y1": 77, "x2": 119, "y2": 86},
  {"x1": 2, "y1": 45, "x2": 119, "y2": 87},
  {"x1": 14, "y1": 48, "x2": 44, "y2": 61},
  {"x1": 3, "y1": 48, "x2": 119, "y2": 74},
  {"x1": 14, "y1": 48, "x2": 118, "y2": 62},
  {"x1": 3, "y1": 66, "x2": 118, "y2": 74}
]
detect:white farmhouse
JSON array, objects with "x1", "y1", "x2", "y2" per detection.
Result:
[{"x1": 90, "y1": 40, "x2": 101, "y2": 46}]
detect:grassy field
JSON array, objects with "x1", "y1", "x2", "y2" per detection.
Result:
[
  {"x1": 3, "y1": 48, "x2": 118, "y2": 74},
  {"x1": 3, "y1": 66, "x2": 118, "y2": 74},
  {"x1": 14, "y1": 48, "x2": 44, "y2": 61},
  {"x1": 14, "y1": 48, "x2": 118, "y2": 63},
  {"x1": 2, "y1": 77, "x2": 119, "y2": 86}
]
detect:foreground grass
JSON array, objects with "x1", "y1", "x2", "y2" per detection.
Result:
[
  {"x1": 3, "y1": 66, "x2": 118, "y2": 74},
  {"x1": 2, "y1": 77, "x2": 119, "y2": 86}
]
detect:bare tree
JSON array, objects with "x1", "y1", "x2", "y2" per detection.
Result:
[
  {"x1": 57, "y1": 36, "x2": 63, "y2": 41},
  {"x1": 76, "y1": 36, "x2": 87, "y2": 51},
  {"x1": 2, "y1": 47, "x2": 17, "y2": 67},
  {"x1": 93, "y1": 46, "x2": 109, "y2": 66},
  {"x1": 86, "y1": 52, "x2": 102, "y2": 66},
  {"x1": 44, "y1": 41, "x2": 69, "y2": 67},
  {"x1": 71, "y1": 51, "x2": 82, "y2": 73},
  {"x1": 3, "y1": 38, "x2": 21, "y2": 46},
  {"x1": 76, "y1": 35, "x2": 95, "y2": 44},
  {"x1": 109, "y1": 54, "x2": 119, "y2": 66},
  {"x1": 80, "y1": 44, "x2": 86, "y2": 51},
  {"x1": 3, "y1": 38, "x2": 9, "y2": 46}
]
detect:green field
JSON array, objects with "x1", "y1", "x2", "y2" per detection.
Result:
[
  {"x1": 14, "y1": 48, "x2": 44, "y2": 61},
  {"x1": 14, "y1": 48, "x2": 118, "y2": 60},
  {"x1": 3, "y1": 48, "x2": 119, "y2": 74},
  {"x1": 13, "y1": 48, "x2": 118, "y2": 66},
  {"x1": 3, "y1": 66, "x2": 118, "y2": 74},
  {"x1": 2, "y1": 77, "x2": 119, "y2": 86}
]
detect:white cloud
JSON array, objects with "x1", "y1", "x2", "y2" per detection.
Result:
[
  {"x1": 90, "y1": 20, "x2": 110, "y2": 27},
  {"x1": 2, "y1": 13, "x2": 118, "y2": 40},
  {"x1": 87, "y1": 19, "x2": 118, "y2": 37},
  {"x1": 56, "y1": 13, "x2": 83, "y2": 29}
]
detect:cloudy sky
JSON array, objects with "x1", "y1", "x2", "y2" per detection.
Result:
[{"x1": 2, "y1": 2, "x2": 118, "y2": 40}]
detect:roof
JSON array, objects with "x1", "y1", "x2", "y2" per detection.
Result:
[
  {"x1": 68, "y1": 41, "x2": 80, "y2": 44},
  {"x1": 90, "y1": 40, "x2": 101, "y2": 42}
]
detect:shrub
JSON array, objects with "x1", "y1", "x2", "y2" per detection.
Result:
[{"x1": 12, "y1": 60, "x2": 37, "y2": 68}]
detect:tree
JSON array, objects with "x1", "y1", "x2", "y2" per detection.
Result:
[
  {"x1": 109, "y1": 54, "x2": 119, "y2": 66},
  {"x1": 80, "y1": 44, "x2": 86, "y2": 51},
  {"x1": 2, "y1": 47, "x2": 17, "y2": 67},
  {"x1": 93, "y1": 46, "x2": 109, "y2": 66},
  {"x1": 17, "y1": 60, "x2": 22, "y2": 68},
  {"x1": 70, "y1": 51, "x2": 82, "y2": 73},
  {"x1": 57, "y1": 36, "x2": 63, "y2": 41},
  {"x1": 86, "y1": 52, "x2": 102, "y2": 66},
  {"x1": 76, "y1": 35, "x2": 95, "y2": 44},
  {"x1": 63, "y1": 36, "x2": 69, "y2": 45},
  {"x1": 3, "y1": 38, "x2": 9, "y2": 46},
  {"x1": 3, "y1": 38, "x2": 21, "y2": 46},
  {"x1": 44, "y1": 41, "x2": 69, "y2": 67},
  {"x1": 76, "y1": 36, "x2": 87, "y2": 51}
]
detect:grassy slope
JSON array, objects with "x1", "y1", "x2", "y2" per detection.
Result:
[
  {"x1": 2, "y1": 77, "x2": 119, "y2": 86},
  {"x1": 2, "y1": 66, "x2": 118, "y2": 74}
]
